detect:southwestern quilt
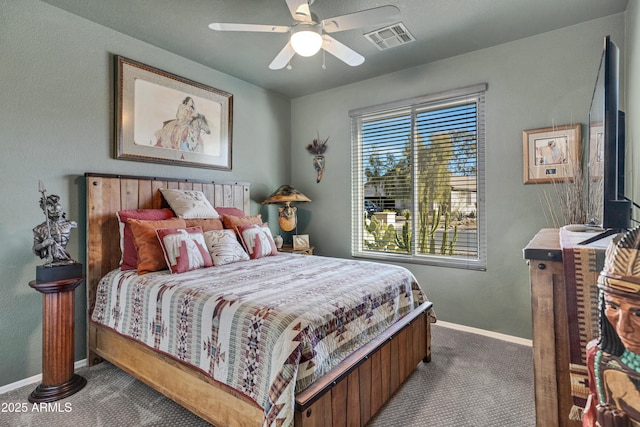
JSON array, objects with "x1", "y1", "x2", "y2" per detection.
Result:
[{"x1": 91, "y1": 253, "x2": 429, "y2": 427}]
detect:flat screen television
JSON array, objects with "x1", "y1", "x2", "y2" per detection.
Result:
[{"x1": 584, "y1": 35, "x2": 631, "y2": 243}]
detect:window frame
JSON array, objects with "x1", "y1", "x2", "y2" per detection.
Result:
[{"x1": 350, "y1": 84, "x2": 487, "y2": 270}]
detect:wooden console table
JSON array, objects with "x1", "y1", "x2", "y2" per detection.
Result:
[
  {"x1": 524, "y1": 229, "x2": 576, "y2": 427},
  {"x1": 524, "y1": 228, "x2": 611, "y2": 427},
  {"x1": 28, "y1": 276, "x2": 87, "y2": 402}
]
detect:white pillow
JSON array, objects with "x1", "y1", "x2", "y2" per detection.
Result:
[
  {"x1": 204, "y1": 229, "x2": 250, "y2": 266},
  {"x1": 160, "y1": 188, "x2": 220, "y2": 219}
]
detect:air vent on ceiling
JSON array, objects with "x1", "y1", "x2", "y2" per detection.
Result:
[{"x1": 364, "y1": 22, "x2": 415, "y2": 50}]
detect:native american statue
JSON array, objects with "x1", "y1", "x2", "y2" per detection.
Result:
[
  {"x1": 583, "y1": 227, "x2": 640, "y2": 427},
  {"x1": 32, "y1": 181, "x2": 77, "y2": 266}
]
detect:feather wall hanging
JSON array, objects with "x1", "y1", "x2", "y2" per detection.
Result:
[{"x1": 306, "y1": 133, "x2": 329, "y2": 183}]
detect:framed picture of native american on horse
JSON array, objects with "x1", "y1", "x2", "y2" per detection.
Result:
[{"x1": 115, "y1": 55, "x2": 233, "y2": 170}]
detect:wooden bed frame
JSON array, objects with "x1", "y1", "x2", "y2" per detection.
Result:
[{"x1": 85, "y1": 172, "x2": 434, "y2": 427}]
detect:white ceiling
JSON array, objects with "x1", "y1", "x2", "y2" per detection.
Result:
[{"x1": 40, "y1": 0, "x2": 629, "y2": 98}]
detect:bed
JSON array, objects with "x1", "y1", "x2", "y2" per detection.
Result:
[{"x1": 85, "y1": 172, "x2": 435, "y2": 427}]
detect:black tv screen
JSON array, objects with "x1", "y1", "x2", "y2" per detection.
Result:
[{"x1": 587, "y1": 36, "x2": 631, "y2": 230}]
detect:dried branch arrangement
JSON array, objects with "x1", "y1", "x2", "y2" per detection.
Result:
[{"x1": 539, "y1": 164, "x2": 593, "y2": 227}]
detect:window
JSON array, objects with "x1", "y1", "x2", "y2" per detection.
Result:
[{"x1": 350, "y1": 84, "x2": 486, "y2": 270}]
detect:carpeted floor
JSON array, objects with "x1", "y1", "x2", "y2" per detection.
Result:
[{"x1": 0, "y1": 324, "x2": 535, "y2": 426}]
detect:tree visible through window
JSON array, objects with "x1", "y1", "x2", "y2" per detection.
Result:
[{"x1": 350, "y1": 84, "x2": 486, "y2": 270}]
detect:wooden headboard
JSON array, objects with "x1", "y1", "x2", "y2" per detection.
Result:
[{"x1": 85, "y1": 173, "x2": 251, "y2": 317}]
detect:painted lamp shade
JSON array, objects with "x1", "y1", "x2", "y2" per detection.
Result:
[{"x1": 262, "y1": 185, "x2": 311, "y2": 232}]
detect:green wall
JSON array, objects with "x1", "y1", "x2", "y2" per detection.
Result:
[
  {"x1": 289, "y1": 13, "x2": 626, "y2": 339},
  {"x1": 0, "y1": 0, "x2": 291, "y2": 388}
]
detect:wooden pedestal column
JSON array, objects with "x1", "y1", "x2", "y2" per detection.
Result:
[{"x1": 28, "y1": 277, "x2": 87, "y2": 403}]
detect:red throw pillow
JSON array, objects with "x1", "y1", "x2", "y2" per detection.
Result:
[
  {"x1": 215, "y1": 207, "x2": 246, "y2": 217},
  {"x1": 236, "y1": 223, "x2": 278, "y2": 259},
  {"x1": 156, "y1": 227, "x2": 213, "y2": 274},
  {"x1": 116, "y1": 208, "x2": 175, "y2": 270}
]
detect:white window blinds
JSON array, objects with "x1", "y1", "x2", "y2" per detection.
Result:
[{"x1": 350, "y1": 84, "x2": 486, "y2": 270}]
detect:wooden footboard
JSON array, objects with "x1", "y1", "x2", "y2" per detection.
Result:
[
  {"x1": 85, "y1": 173, "x2": 434, "y2": 427},
  {"x1": 295, "y1": 302, "x2": 433, "y2": 427},
  {"x1": 89, "y1": 322, "x2": 264, "y2": 427},
  {"x1": 89, "y1": 302, "x2": 432, "y2": 427}
]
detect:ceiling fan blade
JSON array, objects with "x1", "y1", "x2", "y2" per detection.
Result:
[
  {"x1": 322, "y1": 5, "x2": 400, "y2": 33},
  {"x1": 269, "y1": 42, "x2": 296, "y2": 70},
  {"x1": 322, "y1": 35, "x2": 365, "y2": 66},
  {"x1": 209, "y1": 23, "x2": 290, "y2": 33},
  {"x1": 285, "y1": 0, "x2": 313, "y2": 22}
]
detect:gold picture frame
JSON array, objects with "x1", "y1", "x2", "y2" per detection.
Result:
[
  {"x1": 115, "y1": 56, "x2": 233, "y2": 170},
  {"x1": 293, "y1": 234, "x2": 310, "y2": 251},
  {"x1": 522, "y1": 124, "x2": 581, "y2": 184}
]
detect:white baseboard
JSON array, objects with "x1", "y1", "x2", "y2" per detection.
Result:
[
  {"x1": 0, "y1": 359, "x2": 87, "y2": 395},
  {"x1": 435, "y1": 321, "x2": 532, "y2": 347}
]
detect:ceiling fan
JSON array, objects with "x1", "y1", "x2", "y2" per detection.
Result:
[{"x1": 209, "y1": 0, "x2": 400, "y2": 70}]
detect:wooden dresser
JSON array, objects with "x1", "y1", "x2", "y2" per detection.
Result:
[
  {"x1": 524, "y1": 228, "x2": 610, "y2": 427},
  {"x1": 524, "y1": 229, "x2": 574, "y2": 427}
]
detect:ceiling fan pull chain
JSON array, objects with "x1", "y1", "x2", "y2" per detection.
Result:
[{"x1": 322, "y1": 49, "x2": 326, "y2": 70}]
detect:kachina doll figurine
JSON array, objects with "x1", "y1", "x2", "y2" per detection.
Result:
[
  {"x1": 583, "y1": 227, "x2": 640, "y2": 427},
  {"x1": 306, "y1": 133, "x2": 328, "y2": 183}
]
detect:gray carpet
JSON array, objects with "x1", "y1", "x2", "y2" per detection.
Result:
[{"x1": 0, "y1": 324, "x2": 535, "y2": 426}]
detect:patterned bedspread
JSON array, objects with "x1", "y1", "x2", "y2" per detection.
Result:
[{"x1": 91, "y1": 253, "x2": 429, "y2": 427}]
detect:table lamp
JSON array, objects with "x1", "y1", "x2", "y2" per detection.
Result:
[{"x1": 262, "y1": 185, "x2": 311, "y2": 232}]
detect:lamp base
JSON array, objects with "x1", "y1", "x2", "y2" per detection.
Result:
[{"x1": 278, "y1": 204, "x2": 297, "y2": 232}]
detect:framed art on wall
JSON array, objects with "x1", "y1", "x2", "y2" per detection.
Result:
[
  {"x1": 115, "y1": 56, "x2": 233, "y2": 170},
  {"x1": 522, "y1": 124, "x2": 581, "y2": 184}
]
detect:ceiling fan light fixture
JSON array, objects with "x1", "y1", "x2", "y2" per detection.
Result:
[
  {"x1": 290, "y1": 25, "x2": 323, "y2": 57},
  {"x1": 211, "y1": 3, "x2": 400, "y2": 68}
]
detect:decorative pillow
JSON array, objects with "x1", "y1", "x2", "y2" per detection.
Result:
[
  {"x1": 236, "y1": 223, "x2": 278, "y2": 259},
  {"x1": 160, "y1": 188, "x2": 220, "y2": 219},
  {"x1": 221, "y1": 214, "x2": 263, "y2": 231},
  {"x1": 116, "y1": 208, "x2": 175, "y2": 270},
  {"x1": 156, "y1": 227, "x2": 213, "y2": 274},
  {"x1": 215, "y1": 207, "x2": 246, "y2": 217},
  {"x1": 128, "y1": 217, "x2": 187, "y2": 274},
  {"x1": 185, "y1": 218, "x2": 224, "y2": 232},
  {"x1": 203, "y1": 229, "x2": 250, "y2": 266}
]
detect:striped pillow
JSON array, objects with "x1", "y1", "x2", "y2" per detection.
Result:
[{"x1": 203, "y1": 229, "x2": 249, "y2": 266}]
